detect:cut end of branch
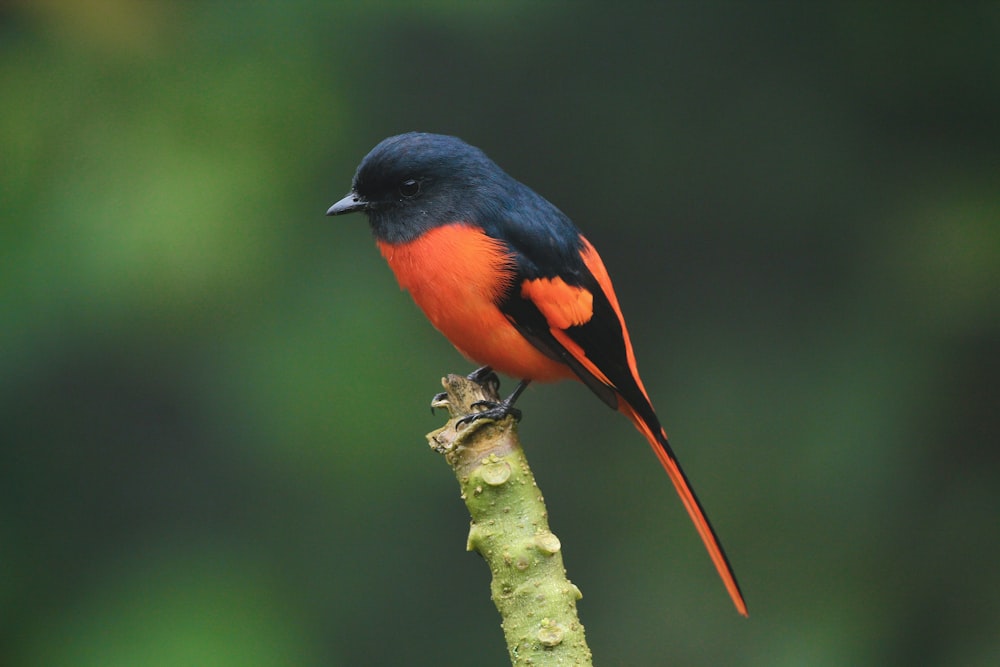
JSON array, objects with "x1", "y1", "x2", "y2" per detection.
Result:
[{"x1": 426, "y1": 374, "x2": 517, "y2": 470}]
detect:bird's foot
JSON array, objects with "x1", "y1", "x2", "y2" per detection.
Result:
[
  {"x1": 432, "y1": 370, "x2": 529, "y2": 425},
  {"x1": 456, "y1": 397, "x2": 522, "y2": 427},
  {"x1": 466, "y1": 365, "x2": 500, "y2": 393},
  {"x1": 432, "y1": 367, "x2": 499, "y2": 415},
  {"x1": 455, "y1": 377, "x2": 530, "y2": 427}
]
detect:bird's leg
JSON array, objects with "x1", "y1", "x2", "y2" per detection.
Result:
[{"x1": 457, "y1": 379, "x2": 531, "y2": 427}]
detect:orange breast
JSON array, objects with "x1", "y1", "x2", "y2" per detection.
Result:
[{"x1": 377, "y1": 224, "x2": 573, "y2": 382}]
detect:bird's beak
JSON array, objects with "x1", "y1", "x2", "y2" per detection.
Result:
[{"x1": 326, "y1": 192, "x2": 368, "y2": 216}]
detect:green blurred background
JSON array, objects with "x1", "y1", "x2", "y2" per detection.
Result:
[{"x1": 3, "y1": 2, "x2": 998, "y2": 665}]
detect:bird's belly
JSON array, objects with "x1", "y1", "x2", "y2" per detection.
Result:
[{"x1": 377, "y1": 225, "x2": 573, "y2": 382}]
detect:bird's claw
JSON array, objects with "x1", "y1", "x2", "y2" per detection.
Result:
[
  {"x1": 430, "y1": 391, "x2": 449, "y2": 414},
  {"x1": 456, "y1": 399, "x2": 522, "y2": 427},
  {"x1": 466, "y1": 366, "x2": 501, "y2": 393}
]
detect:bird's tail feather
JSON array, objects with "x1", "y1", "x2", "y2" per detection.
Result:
[{"x1": 620, "y1": 403, "x2": 749, "y2": 617}]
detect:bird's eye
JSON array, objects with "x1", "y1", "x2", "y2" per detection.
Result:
[{"x1": 399, "y1": 179, "x2": 421, "y2": 198}]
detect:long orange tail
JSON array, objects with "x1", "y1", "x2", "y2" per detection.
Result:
[{"x1": 621, "y1": 403, "x2": 748, "y2": 617}]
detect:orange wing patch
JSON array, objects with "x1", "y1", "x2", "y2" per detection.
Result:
[
  {"x1": 520, "y1": 276, "x2": 594, "y2": 330},
  {"x1": 521, "y1": 272, "x2": 612, "y2": 387}
]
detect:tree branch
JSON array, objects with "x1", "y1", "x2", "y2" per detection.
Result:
[{"x1": 427, "y1": 373, "x2": 593, "y2": 667}]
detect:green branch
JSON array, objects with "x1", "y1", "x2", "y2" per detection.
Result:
[{"x1": 427, "y1": 373, "x2": 593, "y2": 667}]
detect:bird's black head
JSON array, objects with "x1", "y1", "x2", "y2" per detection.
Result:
[{"x1": 326, "y1": 132, "x2": 517, "y2": 244}]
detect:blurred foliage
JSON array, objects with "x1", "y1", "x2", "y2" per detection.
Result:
[{"x1": 2, "y1": 2, "x2": 998, "y2": 666}]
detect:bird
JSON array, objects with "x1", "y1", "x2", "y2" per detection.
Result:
[{"x1": 326, "y1": 132, "x2": 747, "y2": 616}]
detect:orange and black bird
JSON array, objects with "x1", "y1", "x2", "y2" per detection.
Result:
[{"x1": 327, "y1": 132, "x2": 747, "y2": 616}]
